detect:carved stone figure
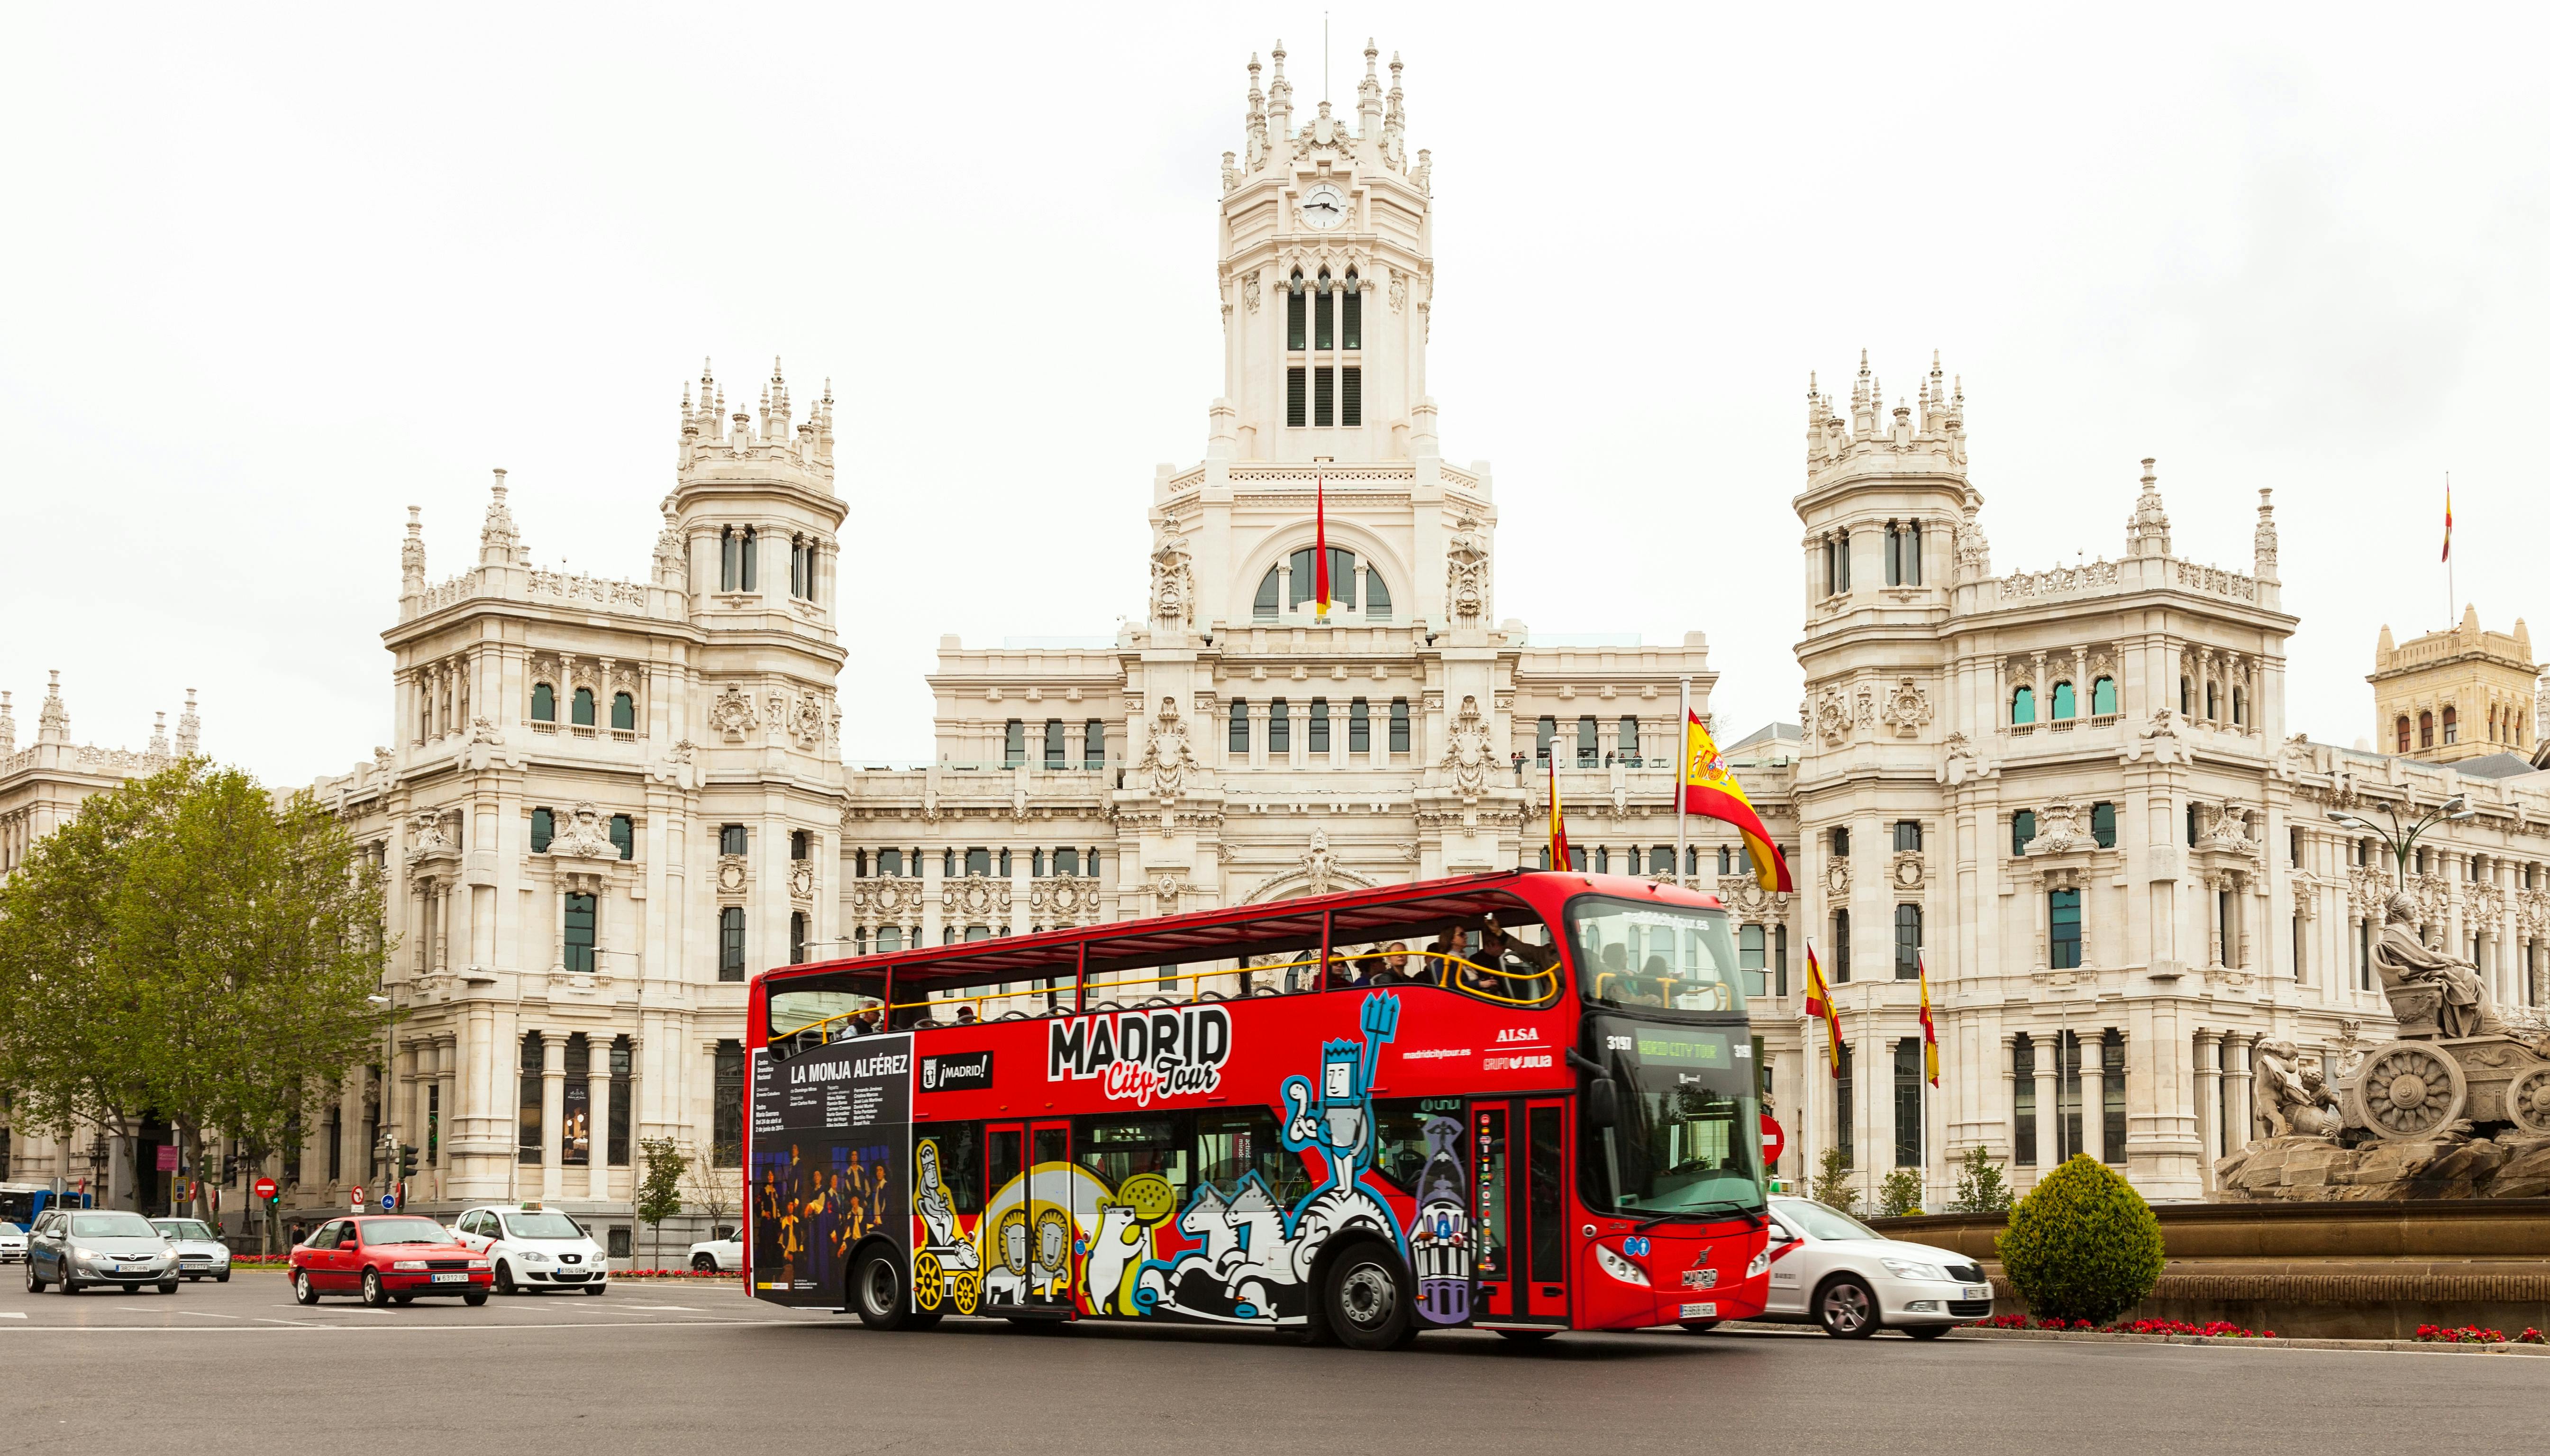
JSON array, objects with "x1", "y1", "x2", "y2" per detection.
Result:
[
  {"x1": 708, "y1": 683, "x2": 758, "y2": 742},
  {"x1": 1134, "y1": 696, "x2": 1201, "y2": 802},
  {"x1": 1878, "y1": 677, "x2": 1932, "y2": 737},
  {"x1": 1149, "y1": 519, "x2": 1195, "y2": 628},
  {"x1": 2372, "y1": 891, "x2": 2507, "y2": 1039},
  {"x1": 2253, "y1": 1040, "x2": 2342, "y2": 1139},
  {"x1": 1438, "y1": 695, "x2": 1494, "y2": 801},
  {"x1": 549, "y1": 802, "x2": 618, "y2": 859},
  {"x1": 1445, "y1": 514, "x2": 1490, "y2": 624},
  {"x1": 790, "y1": 694, "x2": 825, "y2": 752}
]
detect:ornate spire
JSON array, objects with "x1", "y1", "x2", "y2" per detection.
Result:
[
  {"x1": 2126, "y1": 457, "x2": 2171, "y2": 558},
  {"x1": 479, "y1": 469, "x2": 520, "y2": 566},
  {"x1": 1384, "y1": 51, "x2": 1407, "y2": 168},
  {"x1": 1246, "y1": 52, "x2": 1267, "y2": 169},
  {"x1": 148, "y1": 711, "x2": 170, "y2": 759},
  {"x1": 654, "y1": 505, "x2": 687, "y2": 589},
  {"x1": 0, "y1": 691, "x2": 14, "y2": 756},
  {"x1": 176, "y1": 688, "x2": 199, "y2": 757},
  {"x1": 1267, "y1": 39, "x2": 1292, "y2": 142},
  {"x1": 2253, "y1": 487, "x2": 2280, "y2": 582},
  {"x1": 38, "y1": 670, "x2": 69, "y2": 746},
  {"x1": 401, "y1": 506, "x2": 427, "y2": 593},
  {"x1": 1357, "y1": 37, "x2": 1383, "y2": 138}
]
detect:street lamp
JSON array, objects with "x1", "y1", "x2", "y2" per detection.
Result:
[
  {"x1": 366, "y1": 994, "x2": 395, "y2": 1209},
  {"x1": 2328, "y1": 794, "x2": 2476, "y2": 891}
]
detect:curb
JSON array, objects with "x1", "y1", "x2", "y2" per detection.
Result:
[{"x1": 1717, "y1": 1322, "x2": 2550, "y2": 1356}]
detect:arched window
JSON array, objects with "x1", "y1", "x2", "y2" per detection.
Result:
[
  {"x1": 719, "y1": 907, "x2": 747, "y2": 982},
  {"x1": 1365, "y1": 568, "x2": 1392, "y2": 621},
  {"x1": 720, "y1": 526, "x2": 739, "y2": 591},
  {"x1": 571, "y1": 687, "x2": 596, "y2": 727},
  {"x1": 1254, "y1": 568, "x2": 1280, "y2": 620},
  {"x1": 2051, "y1": 682, "x2": 2076, "y2": 719},
  {"x1": 531, "y1": 682, "x2": 556, "y2": 722},
  {"x1": 2091, "y1": 677, "x2": 2118, "y2": 716},
  {"x1": 530, "y1": 807, "x2": 555, "y2": 854},
  {"x1": 1718, "y1": 846, "x2": 1734, "y2": 875},
  {"x1": 2442, "y1": 705, "x2": 2459, "y2": 745},
  {"x1": 610, "y1": 692, "x2": 635, "y2": 731},
  {"x1": 790, "y1": 829, "x2": 810, "y2": 861},
  {"x1": 2396, "y1": 716, "x2": 2413, "y2": 753},
  {"x1": 2205, "y1": 682, "x2": 2219, "y2": 719},
  {"x1": 2011, "y1": 686, "x2": 2036, "y2": 726},
  {"x1": 788, "y1": 911, "x2": 807, "y2": 965},
  {"x1": 2232, "y1": 687, "x2": 2247, "y2": 728},
  {"x1": 2419, "y1": 711, "x2": 2435, "y2": 749},
  {"x1": 1594, "y1": 846, "x2": 1610, "y2": 874},
  {"x1": 740, "y1": 527, "x2": 757, "y2": 591},
  {"x1": 2179, "y1": 677, "x2": 2192, "y2": 715}
]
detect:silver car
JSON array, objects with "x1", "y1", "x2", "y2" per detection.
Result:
[
  {"x1": 0, "y1": 1222, "x2": 27, "y2": 1264},
  {"x1": 25, "y1": 1209, "x2": 180, "y2": 1295},
  {"x1": 1751, "y1": 1196, "x2": 1993, "y2": 1339},
  {"x1": 150, "y1": 1219, "x2": 233, "y2": 1283}
]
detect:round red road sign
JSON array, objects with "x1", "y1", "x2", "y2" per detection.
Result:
[
  {"x1": 1759, "y1": 1115, "x2": 1786, "y2": 1169},
  {"x1": 254, "y1": 1177, "x2": 279, "y2": 1201}
]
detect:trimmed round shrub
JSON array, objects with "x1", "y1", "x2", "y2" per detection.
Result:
[{"x1": 1995, "y1": 1154, "x2": 2165, "y2": 1326}]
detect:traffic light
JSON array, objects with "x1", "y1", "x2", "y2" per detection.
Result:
[{"x1": 398, "y1": 1146, "x2": 418, "y2": 1177}]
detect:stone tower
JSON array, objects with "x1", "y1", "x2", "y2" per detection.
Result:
[{"x1": 2368, "y1": 608, "x2": 2538, "y2": 761}]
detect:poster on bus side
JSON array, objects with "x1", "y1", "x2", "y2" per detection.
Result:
[{"x1": 747, "y1": 1033, "x2": 912, "y2": 1307}]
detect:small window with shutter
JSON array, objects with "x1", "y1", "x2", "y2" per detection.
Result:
[
  {"x1": 1286, "y1": 286, "x2": 1305, "y2": 350},
  {"x1": 1314, "y1": 288, "x2": 1333, "y2": 350},
  {"x1": 1314, "y1": 367, "x2": 1333, "y2": 428},
  {"x1": 1342, "y1": 287, "x2": 1361, "y2": 349},
  {"x1": 1340, "y1": 366, "x2": 1361, "y2": 427},
  {"x1": 1287, "y1": 367, "x2": 1306, "y2": 427}
]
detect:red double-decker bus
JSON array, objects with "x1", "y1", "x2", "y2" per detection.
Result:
[{"x1": 742, "y1": 868, "x2": 1768, "y2": 1348}]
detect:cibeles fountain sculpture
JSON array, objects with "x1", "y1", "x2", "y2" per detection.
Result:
[{"x1": 2216, "y1": 892, "x2": 2550, "y2": 1200}]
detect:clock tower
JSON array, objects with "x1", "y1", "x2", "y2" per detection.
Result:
[{"x1": 1215, "y1": 40, "x2": 1435, "y2": 465}]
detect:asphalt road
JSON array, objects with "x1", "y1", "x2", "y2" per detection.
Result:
[{"x1": 3, "y1": 1271, "x2": 2538, "y2": 1455}]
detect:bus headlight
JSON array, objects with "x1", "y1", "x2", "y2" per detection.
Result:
[
  {"x1": 1594, "y1": 1243, "x2": 1651, "y2": 1287},
  {"x1": 1745, "y1": 1249, "x2": 1770, "y2": 1279}
]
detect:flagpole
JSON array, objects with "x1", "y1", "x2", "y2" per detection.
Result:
[
  {"x1": 1676, "y1": 678, "x2": 1691, "y2": 886},
  {"x1": 2445, "y1": 471, "x2": 2454, "y2": 628}
]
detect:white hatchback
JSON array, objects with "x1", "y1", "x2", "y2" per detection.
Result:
[
  {"x1": 0, "y1": 1222, "x2": 26, "y2": 1264},
  {"x1": 686, "y1": 1233, "x2": 743, "y2": 1273},
  {"x1": 1750, "y1": 1196, "x2": 1993, "y2": 1339},
  {"x1": 449, "y1": 1204, "x2": 610, "y2": 1296}
]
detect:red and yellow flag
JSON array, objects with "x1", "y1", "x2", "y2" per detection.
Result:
[
  {"x1": 2441, "y1": 477, "x2": 2453, "y2": 563},
  {"x1": 1547, "y1": 757, "x2": 1572, "y2": 869},
  {"x1": 1802, "y1": 940, "x2": 1840, "y2": 1075},
  {"x1": 1682, "y1": 710, "x2": 1793, "y2": 892},
  {"x1": 1314, "y1": 474, "x2": 1331, "y2": 618},
  {"x1": 1917, "y1": 954, "x2": 1940, "y2": 1088}
]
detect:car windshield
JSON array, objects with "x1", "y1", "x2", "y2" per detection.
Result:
[
  {"x1": 1568, "y1": 898, "x2": 1744, "y2": 1014},
  {"x1": 358, "y1": 1218, "x2": 453, "y2": 1246},
  {"x1": 71, "y1": 1212, "x2": 160, "y2": 1239},
  {"x1": 0, "y1": 1223, "x2": 22, "y2": 1235},
  {"x1": 1777, "y1": 1199, "x2": 1882, "y2": 1241},
  {"x1": 1582, "y1": 1017, "x2": 1764, "y2": 1219},
  {"x1": 153, "y1": 1220, "x2": 217, "y2": 1241},
  {"x1": 502, "y1": 1212, "x2": 585, "y2": 1240}
]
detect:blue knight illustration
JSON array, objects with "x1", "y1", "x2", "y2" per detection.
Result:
[{"x1": 1278, "y1": 992, "x2": 1403, "y2": 1284}]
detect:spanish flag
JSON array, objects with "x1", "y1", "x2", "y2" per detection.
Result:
[
  {"x1": 1547, "y1": 756, "x2": 1572, "y2": 869},
  {"x1": 2441, "y1": 476, "x2": 2452, "y2": 564},
  {"x1": 1802, "y1": 939, "x2": 1840, "y2": 1075},
  {"x1": 1682, "y1": 710, "x2": 1793, "y2": 892},
  {"x1": 1917, "y1": 954, "x2": 1940, "y2": 1087}
]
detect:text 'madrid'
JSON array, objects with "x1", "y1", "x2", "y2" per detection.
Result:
[{"x1": 1047, "y1": 1005, "x2": 1234, "y2": 1106}]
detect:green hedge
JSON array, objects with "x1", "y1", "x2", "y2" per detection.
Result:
[{"x1": 1995, "y1": 1155, "x2": 2165, "y2": 1325}]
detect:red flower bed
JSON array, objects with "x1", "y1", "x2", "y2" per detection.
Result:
[
  {"x1": 1967, "y1": 1313, "x2": 2273, "y2": 1338},
  {"x1": 2413, "y1": 1324, "x2": 2544, "y2": 1344}
]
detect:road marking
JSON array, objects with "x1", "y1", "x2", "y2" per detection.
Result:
[
  {"x1": 177, "y1": 1310, "x2": 242, "y2": 1319},
  {"x1": 617, "y1": 1304, "x2": 699, "y2": 1311},
  {"x1": 0, "y1": 1312, "x2": 25, "y2": 1319}
]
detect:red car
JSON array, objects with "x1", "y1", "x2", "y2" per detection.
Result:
[{"x1": 289, "y1": 1215, "x2": 492, "y2": 1307}]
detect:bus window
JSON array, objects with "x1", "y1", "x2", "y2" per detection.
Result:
[
  {"x1": 914, "y1": 1122, "x2": 984, "y2": 1216},
  {"x1": 1079, "y1": 1118, "x2": 1189, "y2": 1206},
  {"x1": 1193, "y1": 1109, "x2": 1306, "y2": 1205},
  {"x1": 1370, "y1": 1098, "x2": 1466, "y2": 1192},
  {"x1": 1568, "y1": 898, "x2": 1742, "y2": 1012},
  {"x1": 768, "y1": 971, "x2": 885, "y2": 1041},
  {"x1": 985, "y1": 1127, "x2": 1023, "y2": 1206}
]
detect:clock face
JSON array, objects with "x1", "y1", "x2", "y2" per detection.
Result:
[{"x1": 1301, "y1": 183, "x2": 1348, "y2": 230}]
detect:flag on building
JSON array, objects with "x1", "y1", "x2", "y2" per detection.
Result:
[
  {"x1": 1682, "y1": 710, "x2": 1794, "y2": 892},
  {"x1": 1917, "y1": 954, "x2": 1940, "y2": 1087},
  {"x1": 1314, "y1": 474, "x2": 1331, "y2": 618},
  {"x1": 2442, "y1": 478, "x2": 2452, "y2": 563},
  {"x1": 1547, "y1": 756, "x2": 1572, "y2": 869},
  {"x1": 1802, "y1": 939, "x2": 1840, "y2": 1075}
]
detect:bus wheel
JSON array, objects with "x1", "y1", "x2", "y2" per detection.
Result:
[
  {"x1": 1679, "y1": 1320, "x2": 1720, "y2": 1334},
  {"x1": 852, "y1": 1249, "x2": 915, "y2": 1331},
  {"x1": 1495, "y1": 1329, "x2": 1558, "y2": 1343},
  {"x1": 1322, "y1": 1244, "x2": 1412, "y2": 1352}
]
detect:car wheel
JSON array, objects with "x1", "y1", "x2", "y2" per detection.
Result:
[
  {"x1": 463, "y1": 1291, "x2": 489, "y2": 1307},
  {"x1": 1494, "y1": 1329, "x2": 1558, "y2": 1343},
  {"x1": 1905, "y1": 1323, "x2": 1951, "y2": 1341},
  {"x1": 692, "y1": 1253, "x2": 717, "y2": 1273},
  {"x1": 159, "y1": 1281, "x2": 179, "y2": 1295},
  {"x1": 1680, "y1": 1320, "x2": 1721, "y2": 1334},
  {"x1": 361, "y1": 1269, "x2": 389, "y2": 1307},
  {"x1": 57, "y1": 1267, "x2": 79, "y2": 1296},
  {"x1": 25, "y1": 1262, "x2": 43, "y2": 1294},
  {"x1": 1816, "y1": 1276, "x2": 1879, "y2": 1338},
  {"x1": 217, "y1": 1272, "x2": 230, "y2": 1283},
  {"x1": 292, "y1": 1270, "x2": 321, "y2": 1306},
  {"x1": 1321, "y1": 1243, "x2": 1413, "y2": 1352},
  {"x1": 494, "y1": 1261, "x2": 517, "y2": 1296},
  {"x1": 851, "y1": 1247, "x2": 916, "y2": 1331},
  {"x1": 124, "y1": 1284, "x2": 142, "y2": 1295}
]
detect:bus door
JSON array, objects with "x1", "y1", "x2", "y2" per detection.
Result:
[
  {"x1": 1026, "y1": 1121, "x2": 1074, "y2": 1308},
  {"x1": 1471, "y1": 1098, "x2": 1572, "y2": 1324}
]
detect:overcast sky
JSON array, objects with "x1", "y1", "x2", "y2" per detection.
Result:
[{"x1": 6, "y1": 2, "x2": 2546, "y2": 786}]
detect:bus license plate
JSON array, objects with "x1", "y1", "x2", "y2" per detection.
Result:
[
  {"x1": 1681, "y1": 1301, "x2": 1717, "y2": 1320},
  {"x1": 433, "y1": 1273, "x2": 471, "y2": 1283}
]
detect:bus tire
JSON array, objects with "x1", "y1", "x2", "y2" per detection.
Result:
[
  {"x1": 851, "y1": 1247, "x2": 916, "y2": 1331},
  {"x1": 1321, "y1": 1240, "x2": 1413, "y2": 1352}
]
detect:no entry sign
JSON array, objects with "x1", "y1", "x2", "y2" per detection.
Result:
[
  {"x1": 254, "y1": 1177, "x2": 279, "y2": 1201},
  {"x1": 1759, "y1": 1115, "x2": 1786, "y2": 1170}
]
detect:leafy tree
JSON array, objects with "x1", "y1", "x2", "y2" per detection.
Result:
[
  {"x1": 1948, "y1": 1145, "x2": 2015, "y2": 1215},
  {"x1": 0, "y1": 760, "x2": 393, "y2": 1215},
  {"x1": 1996, "y1": 1154, "x2": 2166, "y2": 1325},
  {"x1": 1811, "y1": 1145, "x2": 1859, "y2": 1211},
  {"x1": 636, "y1": 1137, "x2": 690, "y2": 1271},
  {"x1": 1876, "y1": 1169, "x2": 1924, "y2": 1218}
]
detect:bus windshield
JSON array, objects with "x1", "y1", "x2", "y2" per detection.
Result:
[
  {"x1": 1583, "y1": 1017, "x2": 1764, "y2": 1219},
  {"x1": 1567, "y1": 898, "x2": 1744, "y2": 1013}
]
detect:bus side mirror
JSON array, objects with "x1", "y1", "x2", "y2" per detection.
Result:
[{"x1": 1586, "y1": 1077, "x2": 1621, "y2": 1129}]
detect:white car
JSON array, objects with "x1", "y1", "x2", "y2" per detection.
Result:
[
  {"x1": 149, "y1": 1219, "x2": 232, "y2": 1282},
  {"x1": 0, "y1": 1222, "x2": 27, "y2": 1263},
  {"x1": 686, "y1": 1232, "x2": 743, "y2": 1273},
  {"x1": 1748, "y1": 1195, "x2": 1993, "y2": 1339},
  {"x1": 448, "y1": 1204, "x2": 610, "y2": 1296}
]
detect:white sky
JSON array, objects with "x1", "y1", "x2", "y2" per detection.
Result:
[{"x1": 6, "y1": 2, "x2": 2546, "y2": 786}]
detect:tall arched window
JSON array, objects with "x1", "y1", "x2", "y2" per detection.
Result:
[
  {"x1": 2091, "y1": 677, "x2": 2118, "y2": 716},
  {"x1": 719, "y1": 907, "x2": 747, "y2": 982},
  {"x1": 531, "y1": 682, "x2": 556, "y2": 722},
  {"x1": 2011, "y1": 686, "x2": 2036, "y2": 726},
  {"x1": 2205, "y1": 682, "x2": 2218, "y2": 719},
  {"x1": 1254, "y1": 569, "x2": 1280, "y2": 620},
  {"x1": 572, "y1": 687, "x2": 596, "y2": 727},
  {"x1": 2442, "y1": 705, "x2": 2459, "y2": 744},
  {"x1": 2419, "y1": 711, "x2": 2435, "y2": 749},
  {"x1": 1364, "y1": 568, "x2": 1392, "y2": 621},
  {"x1": 2232, "y1": 687, "x2": 2247, "y2": 727},
  {"x1": 720, "y1": 527, "x2": 739, "y2": 591},
  {"x1": 2051, "y1": 682, "x2": 2076, "y2": 719},
  {"x1": 2397, "y1": 716, "x2": 2413, "y2": 753},
  {"x1": 562, "y1": 892, "x2": 596, "y2": 974},
  {"x1": 739, "y1": 526, "x2": 757, "y2": 591},
  {"x1": 610, "y1": 692, "x2": 635, "y2": 731},
  {"x1": 2179, "y1": 677, "x2": 2192, "y2": 715}
]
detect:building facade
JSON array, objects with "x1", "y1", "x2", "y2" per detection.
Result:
[{"x1": 2369, "y1": 609, "x2": 2537, "y2": 764}]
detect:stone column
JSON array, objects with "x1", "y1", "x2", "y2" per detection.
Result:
[
  {"x1": 585, "y1": 1036, "x2": 609, "y2": 1202},
  {"x1": 541, "y1": 1036, "x2": 565, "y2": 1201},
  {"x1": 2222, "y1": 1034, "x2": 2254, "y2": 1152},
  {"x1": 2081, "y1": 1034, "x2": 2107, "y2": 1164},
  {"x1": 2193, "y1": 1030, "x2": 2221, "y2": 1186},
  {"x1": 2033, "y1": 1043, "x2": 2058, "y2": 1173}
]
